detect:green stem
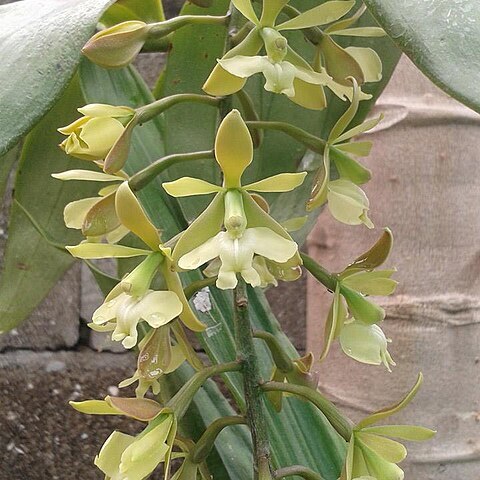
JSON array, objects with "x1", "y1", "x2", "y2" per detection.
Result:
[
  {"x1": 148, "y1": 14, "x2": 230, "y2": 39},
  {"x1": 191, "y1": 416, "x2": 247, "y2": 463},
  {"x1": 129, "y1": 150, "x2": 215, "y2": 191},
  {"x1": 300, "y1": 252, "x2": 337, "y2": 292},
  {"x1": 235, "y1": 90, "x2": 263, "y2": 148},
  {"x1": 137, "y1": 93, "x2": 221, "y2": 123},
  {"x1": 234, "y1": 280, "x2": 272, "y2": 480},
  {"x1": 166, "y1": 361, "x2": 241, "y2": 419},
  {"x1": 253, "y1": 331, "x2": 294, "y2": 373},
  {"x1": 246, "y1": 121, "x2": 326, "y2": 154},
  {"x1": 274, "y1": 465, "x2": 325, "y2": 480},
  {"x1": 184, "y1": 277, "x2": 218, "y2": 300},
  {"x1": 261, "y1": 381, "x2": 353, "y2": 441}
]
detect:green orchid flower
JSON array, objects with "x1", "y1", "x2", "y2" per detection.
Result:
[
  {"x1": 203, "y1": 1, "x2": 384, "y2": 108},
  {"x1": 52, "y1": 168, "x2": 129, "y2": 243},
  {"x1": 163, "y1": 110, "x2": 306, "y2": 290},
  {"x1": 307, "y1": 78, "x2": 383, "y2": 226},
  {"x1": 66, "y1": 181, "x2": 207, "y2": 341},
  {"x1": 341, "y1": 374, "x2": 436, "y2": 480},
  {"x1": 71, "y1": 397, "x2": 177, "y2": 480},
  {"x1": 320, "y1": 229, "x2": 398, "y2": 368}
]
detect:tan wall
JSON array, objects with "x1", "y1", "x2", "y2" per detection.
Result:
[{"x1": 307, "y1": 56, "x2": 480, "y2": 479}]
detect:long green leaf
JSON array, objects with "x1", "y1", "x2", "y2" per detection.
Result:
[
  {"x1": 364, "y1": 0, "x2": 480, "y2": 113},
  {"x1": 0, "y1": 0, "x2": 115, "y2": 156},
  {"x1": 156, "y1": 0, "x2": 229, "y2": 221},
  {"x1": 0, "y1": 77, "x2": 99, "y2": 333}
]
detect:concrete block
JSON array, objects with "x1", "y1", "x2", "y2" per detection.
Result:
[{"x1": 0, "y1": 264, "x2": 81, "y2": 352}]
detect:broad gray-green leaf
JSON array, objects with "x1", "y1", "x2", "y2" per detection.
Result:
[
  {"x1": 364, "y1": 0, "x2": 480, "y2": 113},
  {"x1": 0, "y1": 0, "x2": 115, "y2": 156},
  {"x1": 0, "y1": 77, "x2": 99, "y2": 333}
]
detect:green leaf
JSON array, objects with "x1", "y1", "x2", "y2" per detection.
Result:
[
  {"x1": 364, "y1": 0, "x2": 480, "y2": 113},
  {"x1": 100, "y1": 0, "x2": 165, "y2": 27},
  {"x1": 0, "y1": 76, "x2": 99, "y2": 333},
  {"x1": 155, "y1": 0, "x2": 229, "y2": 221},
  {"x1": 0, "y1": 0, "x2": 115, "y2": 156}
]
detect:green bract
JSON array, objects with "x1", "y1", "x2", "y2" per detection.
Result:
[{"x1": 163, "y1": 110, "x2": 306, "y2": 289}]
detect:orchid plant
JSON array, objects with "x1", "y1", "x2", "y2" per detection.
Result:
[{"x1": 5, "y1": 0, "x2": 478, "y2": 478}]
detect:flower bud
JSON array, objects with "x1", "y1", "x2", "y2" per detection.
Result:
[
  {"x1": 327, "y1": 179, "x2": 374, "y2": 228},
  {"x1": 58, "y1": 104, "x2": 135, "y2": 162},
  {"x1": 82, "y1": 21, "x2": 151, "y2": 68}
]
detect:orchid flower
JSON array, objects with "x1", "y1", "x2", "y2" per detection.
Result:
[{"x1": 163, "y1": 110, "x2": 306, "y2": 290}]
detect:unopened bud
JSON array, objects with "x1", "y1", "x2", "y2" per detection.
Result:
[{"x1": 82, "y1": 21, "x2": 150, "y2": 68}]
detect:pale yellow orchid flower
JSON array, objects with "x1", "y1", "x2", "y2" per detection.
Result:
[{"x1": 163, "y1": 110, "x2": 306, "y2": 290}]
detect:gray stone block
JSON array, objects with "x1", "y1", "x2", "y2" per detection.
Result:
[
  {"x1": 0, "y1": 349, "x2": 138, "y2": 480},
  {"x1": 0, "y1": 264, "x2": 81, "y2": 352}
]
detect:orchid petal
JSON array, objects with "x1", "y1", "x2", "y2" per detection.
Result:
[
  {"x1": 232, "y1": 0, "x2": 259, "y2": 24},
  {"x1": 203, "y1": 29, "x2": 263, "y2": 96},
  {"x1": 277, "y1": 1, "x2": 355, "y2": 30},
  {"x1": 115, "y1": 181, "x2": 161, "y2": 250},
  {"x1": 362, "y1": 425, "x2": 436, "y2": 442},
  {"x1": 247, "y1": 227, "x2": 298, "y2": 263},
  {"x1": 215, "y1": 110, "x2": 253, "y2": 188},
  {"x1": 341, "y1": 270, "x2": 398, "y2": 296},
  {"x1": 52, "y1": 169, "x2": 123, "y2": 182},
  {"x1": 135, "y1": 291, "x2": 183, "y2": 328},
  {"x1": 357, "y1": 374, "x2": 424, "y2": 429},
  {"x1": 78, "y1": 104, "x2": 135, "y2": 118},
  {"x1": 66, "y1": 243, "x2": 151, "y2": 259},
  {"x1": 319, "y1": 35, "x2": 364, "y2": 85},
  {"x1": 244, "y1": 172, "x2": 307, "y2": 192},
  {"x1": 64, "y1": 197, "x2": 99, "y2": 229},
  {"x1": 178, "y1": 234, "x2": 220, "y2": 270},
  {"x1": 163, "y1": 177, "x2": 222, "y2": 197},
  {"x1": 346, "y1": 47, "x2": 383, "y2": 83},
  {"x1": 82, "y1": 192, "x2": 120, "y2": 237},
  {"x1": 173, "y1": 193, "x2": 225, "y2": 264},
  {"x1": 357, "y1": 433, "x2": 407, "y2": 463},
  {"x1": 95, "y1": 431, "x2": 135, "y2": 478},
  {"x1": 331, "y1": 27, "x2": 386, "y2": 37}
]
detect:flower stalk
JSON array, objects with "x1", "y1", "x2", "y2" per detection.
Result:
[
  {"x1": 274, "y1": 465, "x2": 325, "y2": 480},
  {"x1": 128, "y1": 150, "x2": 215, "y2": 191},
  {"x1": 234, "y1": 279, "x2": 273, "y2": 479},
  {"x1": 261, "y1": 381, "x2": 353, "y2": 442}
]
